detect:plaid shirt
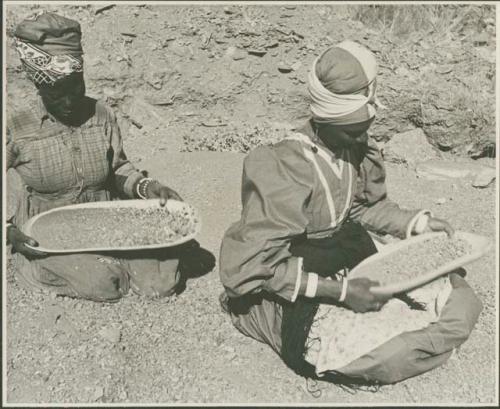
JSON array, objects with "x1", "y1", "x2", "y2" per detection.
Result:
[{"x1": 7, "y1": 98, "x2": 143, "y2": 202}]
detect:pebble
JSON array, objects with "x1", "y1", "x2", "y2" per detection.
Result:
[
  {"x1": 472, "y1": 168, "x2": 496, "y2": 188},
  {"x1": 224, "y1": 46, "x2": 242, "y2": 60},
  {"x1": 291, "y1": 61, "x2": 302, "y2": 71},
  {"x1": 99, "y1": 327, "x2": 122, "y2": 344},
  {"x1": 170, "y1": 44, "x2": 189, "y2": 57},
  {"x1": 415, "y1": 160, "x2": 477, "y2": 180},
  {"x1": 277, "y1": 62, "x2": 293, "y2": 73},
  {"x1": 92, "y1": 386, "x2": 104, "y2": 401},
  {"x1": 435, "y1": 197, "x2": 447, "y2": 205},
  {"x1": 232, "y1": 49, "x2": 247, "y2": 61},
  {"x1": 247, "y1": 49, "x2": 267, "y2": 57},
  {"x1": 473, "y1": 32, "x2": 489, "y2": 46}
]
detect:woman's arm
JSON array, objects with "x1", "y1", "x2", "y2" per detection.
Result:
[
  {"x1": 6, "y1": 127, "x2": 46, "y2": 257},
  {"x1": 220, "y1": 143, "x2": 388, "y2": 311},
  {"x1": 104, "y1": 108, "x2": 144, "y2": 198},
  {"x1": 220, "y1": 144, "x2": 313, "y2": 302},
  {"x1": 103, "y1": 105, "x2": 181, "y2": 204},
  {"x1": 296, "y1": 270, "x2": 389, "y2": 312},
  {"x1": 349, "y1": 140, "x2": 452, "y2": 238}
]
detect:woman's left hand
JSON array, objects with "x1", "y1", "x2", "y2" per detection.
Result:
[
  {"x1": 425, "y1": 216, "x2": 455, "y2": 237},
  {"x1": 146, "y1": 181, "x2": 183, "y2": 206}
]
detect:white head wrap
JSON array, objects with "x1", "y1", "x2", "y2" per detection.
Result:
[{"x1": 307, "y1": 40, "x2": 385, "y2": 124}]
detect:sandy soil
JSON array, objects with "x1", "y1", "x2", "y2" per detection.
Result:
[{"x1": 5, "y1": 152, "x2": 497, "y2": 404}]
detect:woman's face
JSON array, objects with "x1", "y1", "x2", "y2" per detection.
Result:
[
  {"x1": 38, "y1": 72, "x2": 86, "y2": 120},
  {"x1": 316, "y1": 118, "x2": 374, "y2": 148}
]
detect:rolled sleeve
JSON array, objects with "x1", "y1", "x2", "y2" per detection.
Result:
[
  {"x1": 219, "y1": 144, "x2": 313, "y2": 302},
  {"x1": 263, "y1": 256, "x2": 304, "y2": 302}
]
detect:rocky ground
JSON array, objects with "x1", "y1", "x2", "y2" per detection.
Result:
[{"x1": 3, "y1": 3, "x2": 498, "y2": 405}]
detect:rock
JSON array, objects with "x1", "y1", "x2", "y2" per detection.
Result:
[
  {"x1": 473, "y1": 32, "x2": 489, "y2": 46},
  {"x1": 381, "y1": 129, "x2": 441, "y2": 167},
  {"x1": 435, "y1": 65, "x2": 453, "y2": 75},
  {"x1": 437, "y1": 140, "x2": 453, "y2": 151},
  {"x1": 265, "y1": 41, "x2": 279, "y2": 49},
  {"x1": 415, "y1": 160, "x2": 483, "y2": 180},
  {"x1": 277, "y1": 62, "x2": 293, "y2": 73},
  {"x1": 291, "y1": 61, "x2": 302, "y2": 71},
  {"x1": 435, "y1": 197, "x2": 447, "y2": 205},
  {"x1": 472, "y1": 168, "x2": 496, "y2": 188},
  {"x1": 169, "y1": 43, "x2": 189, "y2": 57},
  {"x1": 475, "y1": 47, "x2": 496, "y2": 64},
  {"x1": 247, "y1": 49, "x2": 267, "y2": 57},
  {"x1": 95, "y1": 4, "x2": 115, "y2": 15},
  {"x1": 396, "y1": 66, "x2": 411, "y2": 77},
  {"x1": 92, "y1": 386, "x2": 105, "y2": 402},
  {"x1": 232, "y1": 49, "x2": 247, "y2": 61},
  {"x1": 121, "y1": 97, "x2": 164, "y2": 132},
  {"x1": 144, "y1": 71, "x2": 165, "y2": 90},
  {"x1": 221, "y1": 345, "x2": 237, "y2": 361},
  {"x1": 99, "y1": 327, "x2": 121, "y2": 343},
  {"x1": 224, "y1": 46, "x2": 237, "y2": 59}
]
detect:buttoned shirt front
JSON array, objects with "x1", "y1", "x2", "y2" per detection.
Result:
[{"x1": 6, "y1": 97, "x2": 143, "y2": 223}]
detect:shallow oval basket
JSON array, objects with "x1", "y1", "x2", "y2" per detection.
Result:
[
  {"x1": 22, "y1": 199, "x2": 201, "y2": 253},
  {"x1": 349, "y1": 231, "x2": 492, "y2": 296}
]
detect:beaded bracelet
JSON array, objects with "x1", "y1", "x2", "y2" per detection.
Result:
[{"x1": 136, "y1": 177, "x2": 155, "y2": 200}]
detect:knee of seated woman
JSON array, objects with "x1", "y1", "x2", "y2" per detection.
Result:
[
  {"x1": 87, "y1": 274, "x2": 128, "y2": 302},
  {"x1": 129, "y1": 270, "x2": 179, "y2": 298}
]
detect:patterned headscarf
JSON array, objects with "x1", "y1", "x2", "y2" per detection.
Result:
[
  {"x1": 14, "y1": 11, "x2": 84, "y2": 86},
  {"x1": 308, "y1": 40, "x2": 385, "y2": 125}
]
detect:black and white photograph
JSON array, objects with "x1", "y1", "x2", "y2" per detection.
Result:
[{"x1": 2, "y1": 1, "x2": 498, "y2": 406}]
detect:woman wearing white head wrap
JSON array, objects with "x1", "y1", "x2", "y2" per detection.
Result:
[
  {"x1": 308, "y1": 40, "x2": 379, "y2": 124},
  {"x1": 218, "y1": 41, "x2": 478, "y2": 387}
]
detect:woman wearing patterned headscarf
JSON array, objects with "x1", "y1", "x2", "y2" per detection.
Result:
[
  {"x1": 6, "y1": 12, "x2": 190, "y2": 301},
  {"x1": 218, "y1": 41, "x2": 481, "y2": 385}
]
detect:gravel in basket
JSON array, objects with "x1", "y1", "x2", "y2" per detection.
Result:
[
  {"x1": 353, "y1": 236, "x2": 471, "y2": 286},
  {"x1": 27, "y1": 202, "x2": 199, "y2": 251}
]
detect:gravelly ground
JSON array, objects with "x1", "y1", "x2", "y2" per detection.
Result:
[{"x1": 5, "y1": 151, "x2": 497, "y2": 405}]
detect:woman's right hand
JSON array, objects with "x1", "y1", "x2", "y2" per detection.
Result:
[
  {"x1": 342, "y1": 277, "x2": 389, "y2": 313},
  {"x1": 6, "y1": 225, "x2": 47, "y2": 258}
]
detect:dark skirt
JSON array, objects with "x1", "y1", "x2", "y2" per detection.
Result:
[{"x1": 281, "y1": 220, "x2": 378, "y2": 381}]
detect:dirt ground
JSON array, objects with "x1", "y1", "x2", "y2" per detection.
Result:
[{"x1": 3, "y1": 3, "x2": 498, "y2": 405}]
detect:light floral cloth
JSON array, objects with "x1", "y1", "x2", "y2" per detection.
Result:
[{"x1": 305, "y1": 276, "x2": 452, "y2": 376}]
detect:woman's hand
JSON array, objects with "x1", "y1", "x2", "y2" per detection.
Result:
[
  {"x1": 425, "y1": 217, "x2": 455, "y2": 238},
  {"x1": 145, "y1": 181, "x2": 183, "y2": 207},
  {"x1": 343, "y1": 277, "x2": 389, "y2": 313},
  {"x1": 7, "y1": 225, "x2": 47, "y2": 258}
]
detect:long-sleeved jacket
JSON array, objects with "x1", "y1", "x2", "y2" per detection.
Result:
[{"x1": 220, "y1": 129, "x2": 427, "y2": 302}]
